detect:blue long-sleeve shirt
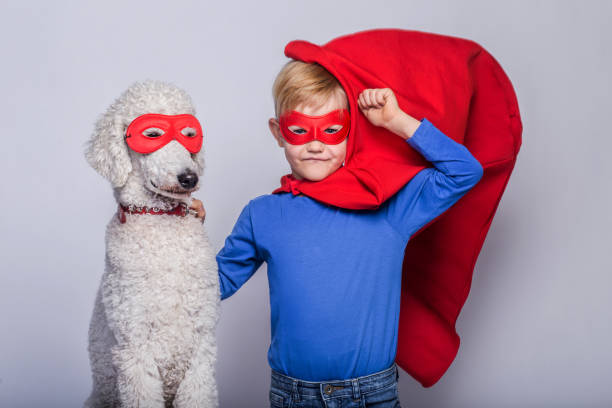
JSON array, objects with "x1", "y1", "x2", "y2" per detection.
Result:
[{"x1": 216, "y1": 118, "x2": 483, "y2": 381}]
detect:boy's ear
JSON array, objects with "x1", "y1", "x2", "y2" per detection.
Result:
[{"x1": 268, "y1": 118, "x2": 284, "y2": 148}]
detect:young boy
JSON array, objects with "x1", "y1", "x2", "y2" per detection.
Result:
[{"x1": 192, "y1": 61, "x2": 483, "y2": 407}]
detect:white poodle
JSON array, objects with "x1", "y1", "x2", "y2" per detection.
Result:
[{"x1": 84, "y1": 80, "x2": 219, "y2": 408}]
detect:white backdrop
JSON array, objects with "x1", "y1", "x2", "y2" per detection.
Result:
[{"x1": 1, "y1": 0, "x2": 610, "y2": 407}]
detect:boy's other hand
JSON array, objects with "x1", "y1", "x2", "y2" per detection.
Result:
[
  {"x1": 189, "y1": 198, "x2": 206, "y2": 222},
  {"x1": 358, "y1": 88, "x2": 421, "y2": 139}
]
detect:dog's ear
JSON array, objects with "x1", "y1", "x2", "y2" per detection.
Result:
[{"x1": 85, "y1": 110, "x2": 132, "y2": 188}]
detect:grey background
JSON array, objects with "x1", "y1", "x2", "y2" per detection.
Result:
[{"x1": 1, "y1": 0, "x2": 610, "y2": 407}]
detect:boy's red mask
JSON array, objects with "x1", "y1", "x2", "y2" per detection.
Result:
[
  {"x1": 279, "y1": 109, "x2": 350, "y2": 145},
  {"x1": 125, "y1": 113, "x2": 203, "y2": 154}
]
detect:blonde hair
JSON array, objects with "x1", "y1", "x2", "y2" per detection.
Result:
[{"x1": 272, "y1": 60, "x2": 347, "y2": 117}]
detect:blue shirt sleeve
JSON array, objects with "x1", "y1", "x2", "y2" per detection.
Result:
[
  {"x1": 384, "y1": 118, "x2": 484, "y2": 241},
  {"x1": 216, "y1": 202, "x2": 264, "y2": 300}
]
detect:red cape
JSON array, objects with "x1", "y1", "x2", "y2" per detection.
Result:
[{"x1": 273, "y1": 29, "x2": 522, "y2": 387}]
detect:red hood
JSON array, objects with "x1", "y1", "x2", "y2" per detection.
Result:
[{"x1": 274, "y1": 29, "x2": 522, "y2": 387}]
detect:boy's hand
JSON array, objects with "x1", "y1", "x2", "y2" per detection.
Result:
[
  {"x1": 189, "y1": 198, "x2": 206, "y2": 222},
  {"x1": 357, "y1": 88, "x2": 421, "y2": 140}
]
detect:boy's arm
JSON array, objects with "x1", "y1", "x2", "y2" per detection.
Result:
[
  {"x1": 216, "y1": 202, "x2": 264, "y2": 300},
  {"x1": 384, "y1": 117, "x2": 483, "y2": 240},
  {"x1": 357, "y1": 88, "x2": 483, "y2": 241}
]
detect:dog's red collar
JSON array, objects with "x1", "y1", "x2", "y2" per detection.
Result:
[{"x1": 117, "y1": 203, "x2": 189, "y2": 224}]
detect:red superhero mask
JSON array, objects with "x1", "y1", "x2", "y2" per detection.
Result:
[
  {"x1": 125, "y1": 113, "x2": 203, "y2": 154},
  {"x1": 279, "y1": 109, "x2": 350, "y2": 145}
]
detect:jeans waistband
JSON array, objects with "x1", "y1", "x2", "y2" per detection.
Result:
[{"x1": 270, "y1": 363, "x2": 399, "y2": 401}]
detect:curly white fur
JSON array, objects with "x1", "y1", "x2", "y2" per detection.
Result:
[{"x1": 84, "y1": 80, "x2": 219, "y2": 408}]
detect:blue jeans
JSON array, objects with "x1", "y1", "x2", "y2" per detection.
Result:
[{"x1": 269, "y1": 363, "x2": 401, "y2": 408}]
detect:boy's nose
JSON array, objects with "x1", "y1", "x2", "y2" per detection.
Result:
[{"x1": 306, "y1": 140, "x2": 325, "y2": 151}]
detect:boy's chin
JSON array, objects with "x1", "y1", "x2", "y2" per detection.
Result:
[{"x1": 294, "y1": 168, "x2": 338, "y2": 182}]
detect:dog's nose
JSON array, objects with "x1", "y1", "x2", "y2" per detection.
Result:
[{"x1": 177, "y1": 171, "x2": 198, "y2": 189}]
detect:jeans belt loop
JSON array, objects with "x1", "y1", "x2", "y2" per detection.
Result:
[
  {"x1": 351, "y1": 378, "x2": 360, "y2": 400},
  {"x1": 292, "y1": 379, "x2": 300, "y2": 402}
]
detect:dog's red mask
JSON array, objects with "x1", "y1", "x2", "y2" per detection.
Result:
[
  {"x1": 125, "y1": 113, "x2": 203, "y2": 154},
  {"x1": 279, "y1": 109, "x2": 350, "y2": 145}
]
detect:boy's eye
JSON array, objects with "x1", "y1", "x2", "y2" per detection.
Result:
[
  {"x1": 324, "y1": 125, "x2": 343, "y2": 134},
  {"x1": 143, "y1": 127, "x2": 165, "y2": 138},
  {"x1": 288, "y1": 126, "x2": 307, "y2": 135},
  {"x1": 181, "y1": 127, "x2": 197, "y2": 137}
]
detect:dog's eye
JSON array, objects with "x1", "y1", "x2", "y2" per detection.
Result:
[
  {"x1": 181, "y1": 127, "x2": 197, "y2": 138},
  {"x1": 143, "y1": 127, "x2": 165, "y2": 138}
]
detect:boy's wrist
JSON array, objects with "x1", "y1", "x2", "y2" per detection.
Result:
[{"x1": 386, "y1": 112, "x2": 421, "y2": 140}]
